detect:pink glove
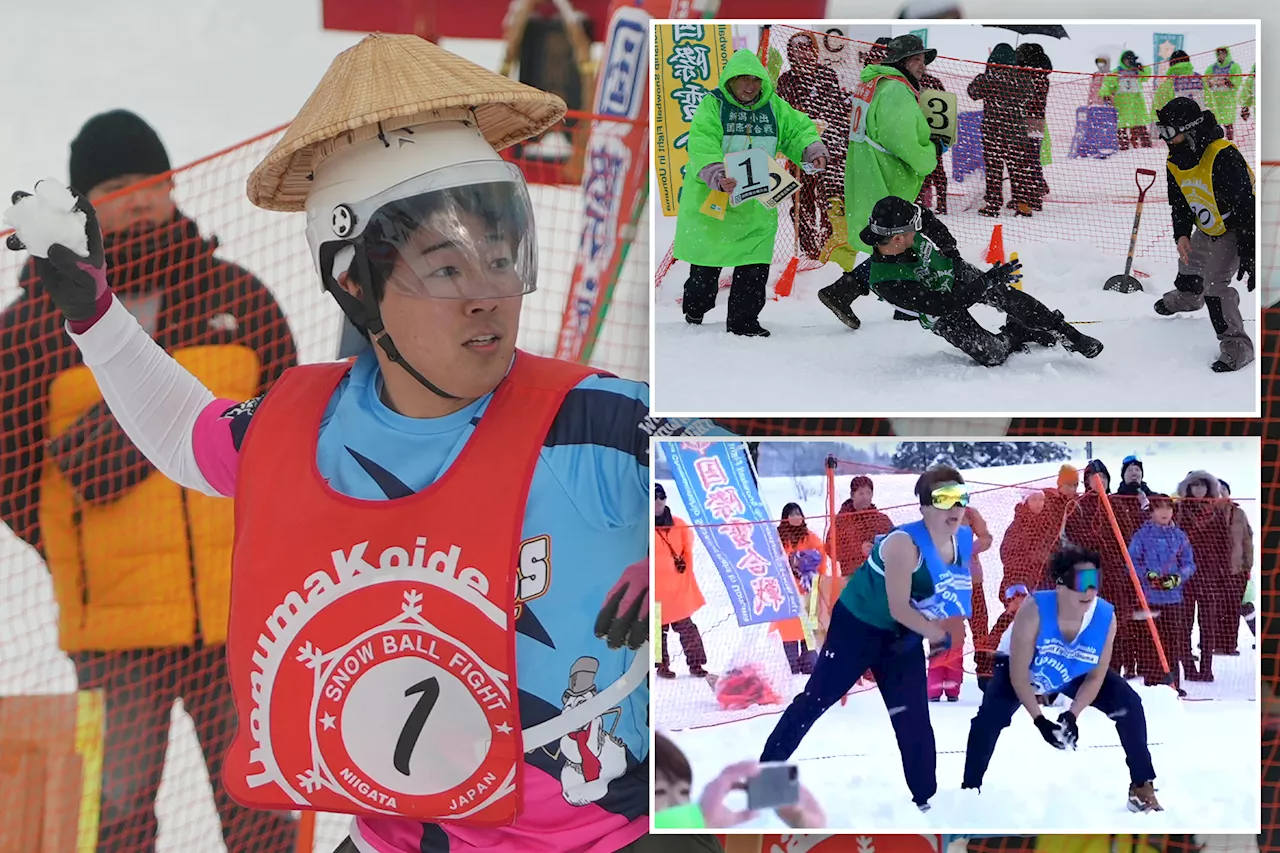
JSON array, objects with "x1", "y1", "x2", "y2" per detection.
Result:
[{"x1": 594, "y1": 558, "x2": 648, "y2": 650}]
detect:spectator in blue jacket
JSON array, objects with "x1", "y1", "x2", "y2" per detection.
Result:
[{"x1": 1129, "y1": 494, "x2": 1196, "y2": 693}]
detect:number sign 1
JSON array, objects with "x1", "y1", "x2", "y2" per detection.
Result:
[{"x1": 725, "y1": 148, "x2": 772, "y2": 206}]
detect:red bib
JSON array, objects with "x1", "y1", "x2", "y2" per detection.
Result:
[{"x1": 221, "y1": 351, "x2": 595, "y2": 826}]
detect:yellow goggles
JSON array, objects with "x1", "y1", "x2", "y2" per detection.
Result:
[{"x1": 929, "y1": 482, "x2": 970, "y2": 510}]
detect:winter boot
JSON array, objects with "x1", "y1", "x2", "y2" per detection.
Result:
[
  {"x1": 818, "y1": 285, "x2": 862, "y2": 330},
  {"x1": 1001, "y1": 318, "x2": 1055, "y2": 350},
  {"x1": 689, "y1": 664, "x2": 708, "y2": 678},
  {"x1": 1053, "y1": 313, "x2": 1103, "y2": 358},
  {"x1": 656, "y1": 663, "x2": 677, "y2": 679},
  {"x1": 1154, "y1": 299, "x2": 1175, "y2": 316},
  {"x1": 728, "y1": 321, "x2": 770, "y2": 338},
  {"x1": 1127, "y1": 781, "x2": 1163, "y2": 812}
]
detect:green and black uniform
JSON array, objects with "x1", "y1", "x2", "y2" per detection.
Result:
[{"x1": 838, "y1": 206, "x2": 1100, "y2": 366}]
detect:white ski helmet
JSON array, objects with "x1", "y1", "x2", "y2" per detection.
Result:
[
  {"x1": 303, "y1": 119, "x2": 538, "y2": 398},
  {"x1": 304, "y1": 119, "x2": 537, "y2": 300}
]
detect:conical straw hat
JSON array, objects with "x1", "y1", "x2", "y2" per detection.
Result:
[{"x1": 247, "y1": 33, "x2": 567, "y2": 212}]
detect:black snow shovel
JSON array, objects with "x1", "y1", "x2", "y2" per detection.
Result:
[{"x1": 1104, "y1": 168, "x2": 1158, "y2": 293}]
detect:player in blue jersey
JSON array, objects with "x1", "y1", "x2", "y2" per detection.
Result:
[
  {"x1": 961, "y1": 545, "x2": 1163, "y2": 813},
  {"x1": 759, "y1": 465, "x2": 975, "y2": 812},
  {"x1": 3, "y1": 34, "x2": 732, "y2": 853}
]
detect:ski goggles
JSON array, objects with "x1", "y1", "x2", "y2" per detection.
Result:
[
  {"x1": 335, "y1": 160, "x2": 537, "y2": 300},
  {"x1": 1155, "y1": 115, "x2": 1203, "y2": 142},
  {"x1": 1005, "y1": 583, "x2": 1030, "y2": 600},
  {"x1": 1066, "y1": 562, "x2": 1100, "y2": 593},
  {"x1": 927, "y1": 482, "x2": 970, "y2": 510}
]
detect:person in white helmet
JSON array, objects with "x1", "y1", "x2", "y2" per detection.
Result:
[{"x1": 3, "y1": 33, "x2": 727, "y2": 853}]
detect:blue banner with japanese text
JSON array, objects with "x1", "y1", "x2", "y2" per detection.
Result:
[{"x1": 664, "y1": 440, "x2": 803, "y2": 626}]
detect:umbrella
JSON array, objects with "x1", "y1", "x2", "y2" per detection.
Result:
[{"x1": 983, "y1": 24, "x2": 1069, "y2": 39}]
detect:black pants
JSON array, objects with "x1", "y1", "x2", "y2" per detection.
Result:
[
  {"x1": 682, "y1": 263, "x2": 770, "y2": 331},
  {"x1": 962, "y1": 658, "x2": 1157, "y2": 788},
  {"x1": 894, "y1": 275, "x2": 1070, "y2": 367},
  {"x1": 331, "y1": 832, "x2": 726, "y2": 852},
  {"x1": 73, "y1": 641, "x2": 297, "y2": 853},
  {"x1": 760, "y1": 601, "x2": 937, "y2": 805}
]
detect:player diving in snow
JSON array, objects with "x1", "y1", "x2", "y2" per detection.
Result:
[
  {"x1": 819, "y1": 196, "x2": 1104, "y2": 366},
  {"x1": 2, "y1": 33, "x2": 724, "y2": 853},
  {"x1": 961, "y1": 545, "x2": 1162, "y2": 813}
]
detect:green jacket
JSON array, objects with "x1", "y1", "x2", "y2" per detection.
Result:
[
  {"x1": 1241, "y1": 63, "x2": 1256, "y2": 111},
  {"x1": 1098, "y1": 63, "x2": 1152, "y2": 128},
  {"x1": 672, "y1": 49, "x2": 821, "y2": 267},
  {"x1": 1152, "y1": 59, "x2": 1204, "y2": 113},
  {"x1": 1204, "y1": 46, "x2": 1244, "y2": 123},
  {"x1": 653, "y1": 803, "x2": 707, "y2": 828},
  {"x1": 845, "y1": 64, "x2": 938, "y2": 256}
]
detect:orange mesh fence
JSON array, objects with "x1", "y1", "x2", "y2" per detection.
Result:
[
  {"x1": 655, "y1": 29, "x2": 1257, "y2": 293},
  {"x1": 654, "y1": 455, "x2": 1257, "y2": 736},
  {"x1": 0, "y1": 112, "x2": 646, "y2": 852}
]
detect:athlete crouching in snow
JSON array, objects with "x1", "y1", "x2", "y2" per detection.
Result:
[
  {"x1": 819, "y1": 196, "x2": 1103, "y2": 366},
  {"x1": 961, "y1": 545, "x2": 1163, "y2": 813},
  {"x1": 3, "y1": 33, "x2": 726, "y2": 853}
]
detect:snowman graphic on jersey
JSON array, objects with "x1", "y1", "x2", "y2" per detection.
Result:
[{"x1": 556, "y1": 656, "x2": 626, "y2": 805}]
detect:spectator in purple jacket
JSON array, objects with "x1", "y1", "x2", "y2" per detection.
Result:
[{"x1": 1129, "y1": 494, "x2": 1197, "y2": 693}]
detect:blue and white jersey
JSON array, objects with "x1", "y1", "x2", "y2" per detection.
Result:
[{"x1": 997, "y1": 590, "x2": 1114, "y2": 694}]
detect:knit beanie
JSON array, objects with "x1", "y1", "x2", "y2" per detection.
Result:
[
  {"x1": 69, "y1": 110, "x2": 171, "y2": 196},
  {"x1": 1057, "y1": 464, "x2": 1079, "y2": 489}
]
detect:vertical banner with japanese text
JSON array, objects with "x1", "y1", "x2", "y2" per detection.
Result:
[
  {"x1": 663, "y1": 440, "x2": 803, "y2": 626},
  {"x1": 1153, "y1": 33, "x2": 1184, "y2": 77},
  {"x1": 654, "y1": 23, "x2": 734, "y2": 216},
  {"x1": 555, "y1": 0, "x2": 656, "y2": 364}
]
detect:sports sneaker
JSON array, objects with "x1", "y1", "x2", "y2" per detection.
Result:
[{"x1": 1127, "y1": 781, "x2": 1163, "y2": 812}]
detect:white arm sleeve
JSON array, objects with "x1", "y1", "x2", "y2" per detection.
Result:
[{"x1": 67, "y1": 296, "x2": 221, "y2": 496}]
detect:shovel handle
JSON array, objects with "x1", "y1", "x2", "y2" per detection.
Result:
[{"x1": 1135, "y1": 167, "x2": 1158, "y2": 202}]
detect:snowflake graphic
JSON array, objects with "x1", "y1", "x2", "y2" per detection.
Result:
[
  {"x1": 295, "y1": 640, "x2": 325, "y2": 669},
  {"x1": 297, "y1": 768, "x2": 324, "y2": 794},
  {"x1": 402, "y1": 589, "x2": 424, "y2": 618}
]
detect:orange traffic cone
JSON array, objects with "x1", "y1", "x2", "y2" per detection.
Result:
[
  {"x1": 984, "y1": 223, "x2": 1005, "y2": 265},
  {"x1": 773, "y1": 256, "x2": 799, "y2": 299}
]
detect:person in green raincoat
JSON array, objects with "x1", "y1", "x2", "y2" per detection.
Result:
[
  {"x1": 1098, "y1": 50, "x2": 1153, "y2": 150},
  {"x1": 1240, "y1": 62, "x2": 1255, "y2": 123},
  {"x1": 672, "y1": 49, "x2": 826, "y2": 337},
  {"x1": 1204, "y1": 45, "x2": 1244, "y2": 140},
  {"x1": 1152, "y1": 49, "x2": 1205, "y2": 113},
  {"x1": 816, "y1": 33, "x2": 940, "y2": 326}
]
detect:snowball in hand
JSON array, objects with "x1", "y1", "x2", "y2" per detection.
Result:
[{"x1": 2, "y1": 180, "x2": 90, "y2": 259}]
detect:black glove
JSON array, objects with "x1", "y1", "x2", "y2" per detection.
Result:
[
  {"x1": 1056, "y1": 710, "x2": 1079, "y2": 749},
  {"x1": 1034, "y1": 714, "x2": 1068, "y2": 749},
  {"x1": 674, "y1": 555, "x2": 687, "y2": 573},
  {"x1": 1237, "y1": 253, "x2": 1255, "y2": 292},
  {"x1": 6, "y1": 186, "x2": 108, "y2": 322},
  {"x1": 594, "y1": 560, "x2": 648, "y2": 650},
  {"x1": 982, "y1": 259, "x2": 1024, "y2": 290}
]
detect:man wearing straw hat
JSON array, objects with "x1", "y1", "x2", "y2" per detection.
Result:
[{"x1": 4, "y1": 33, "x2": 719, "y2": 853}]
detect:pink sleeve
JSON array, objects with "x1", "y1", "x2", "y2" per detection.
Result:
[{"x1": 192, "y1": 398, "x2": 245, "y2": 498}]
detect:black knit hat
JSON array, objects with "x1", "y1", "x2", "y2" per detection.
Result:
[
  {"x1": 69, "y1": 110, "x2": 171, "y2": 195},
  {"x1": 655, "y1": 483, "x2": 667, "y2": 500}
]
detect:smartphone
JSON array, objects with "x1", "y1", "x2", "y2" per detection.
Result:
[{"x1": 744, "y1": 762, "x2": 799, "y2": 811}]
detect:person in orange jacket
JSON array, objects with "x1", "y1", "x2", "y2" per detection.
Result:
[
  {"x1": 774, "y1": 502, "x2": 828, "y2": 674},
  {"x1": 655, "y1": 483, "x2": 709, "y2": 679},
  {"x1": 928, "y1": 503, "x2": 992, "y2": 700}
]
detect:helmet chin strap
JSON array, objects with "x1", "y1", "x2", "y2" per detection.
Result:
[{"x1": 328, "y1": 245, "x2": 462, "y2": 401}]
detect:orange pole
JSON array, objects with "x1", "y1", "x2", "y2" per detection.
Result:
[
  {"x1": 1092, "y1": 474, "x2": 1172, "y2": 679},
  {"x1": 296, "y1": 812, "x2": 316, "y2": 853}
]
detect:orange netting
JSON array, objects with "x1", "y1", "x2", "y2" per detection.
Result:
[
  {"x1": 655, "y1": 28, "x2": 1257, "y2": 294},
  {"x1": 0, "y1": 112, "x2": 647, "y2": 853}
]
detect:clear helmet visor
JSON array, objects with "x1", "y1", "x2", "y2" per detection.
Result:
[{"x1": 337, "y1": 160, "x2": 537, "y2": 300}]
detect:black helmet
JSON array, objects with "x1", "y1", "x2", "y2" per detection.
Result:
[
  {"x1": 859, "y1": 195, "x2": 922, "y2": 248},
  {"x1": 1155, "y1": 97, "x2": 1206, "y2": 142},
  {"x1": 883, "y1": 34, "x2": 937, "y2": 65}
]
